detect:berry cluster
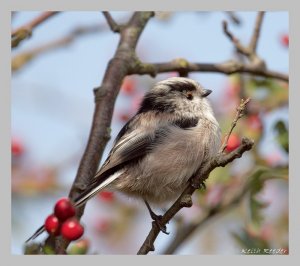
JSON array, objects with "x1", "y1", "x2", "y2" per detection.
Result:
[{"x1": 44, "y1": 198, "x2": 84, "y2": 241}]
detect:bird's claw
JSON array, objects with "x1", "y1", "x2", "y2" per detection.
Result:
[
  {"x1": 151, "y1": 214, "x2": 169, "y2": 235},
  {"x1": 144, "y1": 200, "x2": 169, "y2": 235}
]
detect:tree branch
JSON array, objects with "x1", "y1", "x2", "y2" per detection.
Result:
[
  {"x1": 46, "y1": 11, "x2": 155, "y2": 254},
  {"x1": 224, "y1": 11, "x2": 241, "y2": 25},
  {"x1": 222, "y1": 20, "x2": 250, "y2": 56},
  {"x1": 249, "y1": 11, "x2": 265, "y2": 53},
  {"x1": 162, "y1": 179, "x2": 250, "y2": 254},
  {"x1": 162, "y1": 166, "x2": 287, "y2": 254},
  {"x1": 12, "y1": 23, "x2": 107, "y2": 72},
  {"x1": 102, "y1": 12, "x2": 122, "y2": 32},
  {"x1": 220, "y1": 98, "x2": 250, "y2": 152},
  {"x1": 222, "y1": 11, "x2": 266, "y2": 70},
  {"x1": 137, "y1": 99, "x2": 254, "y2": 255},
  {"x1": 12, "y1": 11, "x2": 288, "y2": 83},
  {"x1": 134, "y1": 59, "x2": 288, "y2": 82},
  {"x1": 11, "y1": 11, "x2": 59, "y2": 48}
]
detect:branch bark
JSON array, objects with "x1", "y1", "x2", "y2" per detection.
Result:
[
  {"x1": 11, "y1": 11, "x2": 59, "y2": 48},
  {"x1": 12, "y1": 23, "x2": 108, "y2": 72},
  {"x1": 49, "y1": 11, "x2": 155, "y2": 254},
  {"x1": 249, "y1": 12, "x2": 265, "y2": 52},
  {"x1": 222, "y1": 11, "x2": 266, "y2": 70},
  {"x1": 162, "y1": 166, "x2": 287, "y2": 254},
  {"x1": 12, "y1": 11, "x2": 288, "y2": 83},
  {"x1": 102, "y1": 12, "x2": 122, "y2": 32},
  {"x1": 135, "y1": 59, "x2": 288, "y2": 82},
  {"x1": 162, "y1": 179, "x2": 250, "y2": 254}
]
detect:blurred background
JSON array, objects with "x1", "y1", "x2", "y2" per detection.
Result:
[{"x1": 11, "y1": 11, "x2": 288, "y2": 255}]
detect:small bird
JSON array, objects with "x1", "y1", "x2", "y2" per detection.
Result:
[{"x1": 26, "y1": 77, "x2": 221, "y2": 241}]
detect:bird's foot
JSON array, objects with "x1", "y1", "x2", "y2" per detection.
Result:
[
  {"x1": 144, "y1": 200, "x2": 169, "y2": 235},
  {"x1": 150, "y1": 213, "x2": 169, "y2": 235}
]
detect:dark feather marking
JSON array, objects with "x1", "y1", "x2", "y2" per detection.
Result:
[
  {"x1": 114, "y1": 116, "x2": 135, "y2": 143},
  {"x1": 138, "y1": 92, "x2": 176, "y2": 114},
  {"x1": 169, "y1": 81, "x2": 196, "y2": 92},
  {"x1": 119, "y1": 134, "x2": 154, "y2": 159},
  {"x1": 172, "y1": 117, "x2": 199, "y2": 129}
]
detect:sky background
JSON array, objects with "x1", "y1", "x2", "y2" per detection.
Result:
[{"x1": 11, "y1": 11, "x2": 288, "y2": 254}]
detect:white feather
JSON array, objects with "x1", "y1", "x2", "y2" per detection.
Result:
[{"x1": 75, "y1": 170, "x2": 123, "y2": 207}]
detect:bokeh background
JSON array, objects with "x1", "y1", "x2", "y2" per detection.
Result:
[{"x1": 11, "y1": 11, "x2": 288, "y2": 255}]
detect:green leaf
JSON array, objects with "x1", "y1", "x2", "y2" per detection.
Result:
[
  {"x1": 246, "y1": 78, "x2": 288, "y2": 111},
  {"x1": 237, "y1": 166, "x2": 286, "y2": 227},
  {"x1": 274, "y1": 120, "x2": 289, "y2": 153}
]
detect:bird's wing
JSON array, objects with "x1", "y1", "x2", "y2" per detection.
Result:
[{"x1": 73, "y1": 114, "x2": 157, "y2": 206}]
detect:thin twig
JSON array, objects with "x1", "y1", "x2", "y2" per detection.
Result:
[
  {"x1": 12, "y1": 12, "x2": 59, "y2": 35},
  {"x1": 12, "y1": 23, "x2": 107, "y2": 72},
  {"x1": 249, "y1": 12, "x2": 265, "y2": 53},
  {"x1": 220, "y1": 98, "x2": 251, "y2": 152},
  {"x1": 102, "y1": 11, "x2": 121, "y2": 32},
  {"x1": 163, "y1": 180, "x2": 249, "y2": 254},
  {"x1": 222, "y1": 20, "x2": 250, "y2": 56},
  {"x1": 222, "y1": 11, "x2": 266, "y2": 69},
  {"x1": 225, "y1": 11, "x2": 241, "y2": 25},
  {"x1": 11, "y1": 12, "x2": 59, "y2": 48},
  {"x1": 162, "y1": 167, "x2": 287, "y2": 254}
]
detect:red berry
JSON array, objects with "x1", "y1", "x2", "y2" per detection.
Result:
[
  {"x1": 11, "y1": 138, "x2": 24, "y2": 156},
  {"x1": 248, "y1": 114, "x2": 263, "y2": 131},
  {"x1": 61, "y1": 218, "x2": 84, "y2": 241},
  {"x1": 98, "y1": 191, "x2": 114, "y2": 202},
  {"x1": 121, "y1": 77, "x2": 135, "y2": 95},
  {"x1": 280, "y1": 34, "x2": 289, "y2": 47},
  {"x1": 225, "y1": 134, "x2": 241, "y2": 152},
  {"x1": 95, "y1": 219, "x2": 111, "y2": 234},
  {"x1": 226, "y1": 83, "x2": 240, "y2": 97},
  {"x1": 54, "y1": 198, "x2": 76, "y2": 222},
  {"x1": 118, "y1": 113, "x2": 131, "y2": 122},
  {"x1": 44, "y1": 214, "x2": 60, "y2": 235}
]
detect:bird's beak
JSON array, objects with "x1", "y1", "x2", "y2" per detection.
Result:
[{"x1": 202, "y1": 89, "x2": 212, "y2": 97}]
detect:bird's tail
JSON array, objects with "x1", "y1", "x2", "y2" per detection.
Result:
[{"x1": 25, "y1": 171, "x2": 122, "y2": 243}]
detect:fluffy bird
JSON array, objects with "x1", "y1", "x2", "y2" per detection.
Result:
[{"x1": 27, "y1": 77, "x2": 221, "y2": 241}]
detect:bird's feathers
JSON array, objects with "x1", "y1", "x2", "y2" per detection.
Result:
[{"x1": 74, "y1": 112, "x2": 199, "y2": 208}]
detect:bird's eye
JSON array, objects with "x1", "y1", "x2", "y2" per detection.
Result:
[{"x1": 186, "y1": 92, "x2": 193, "y2": 100}]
